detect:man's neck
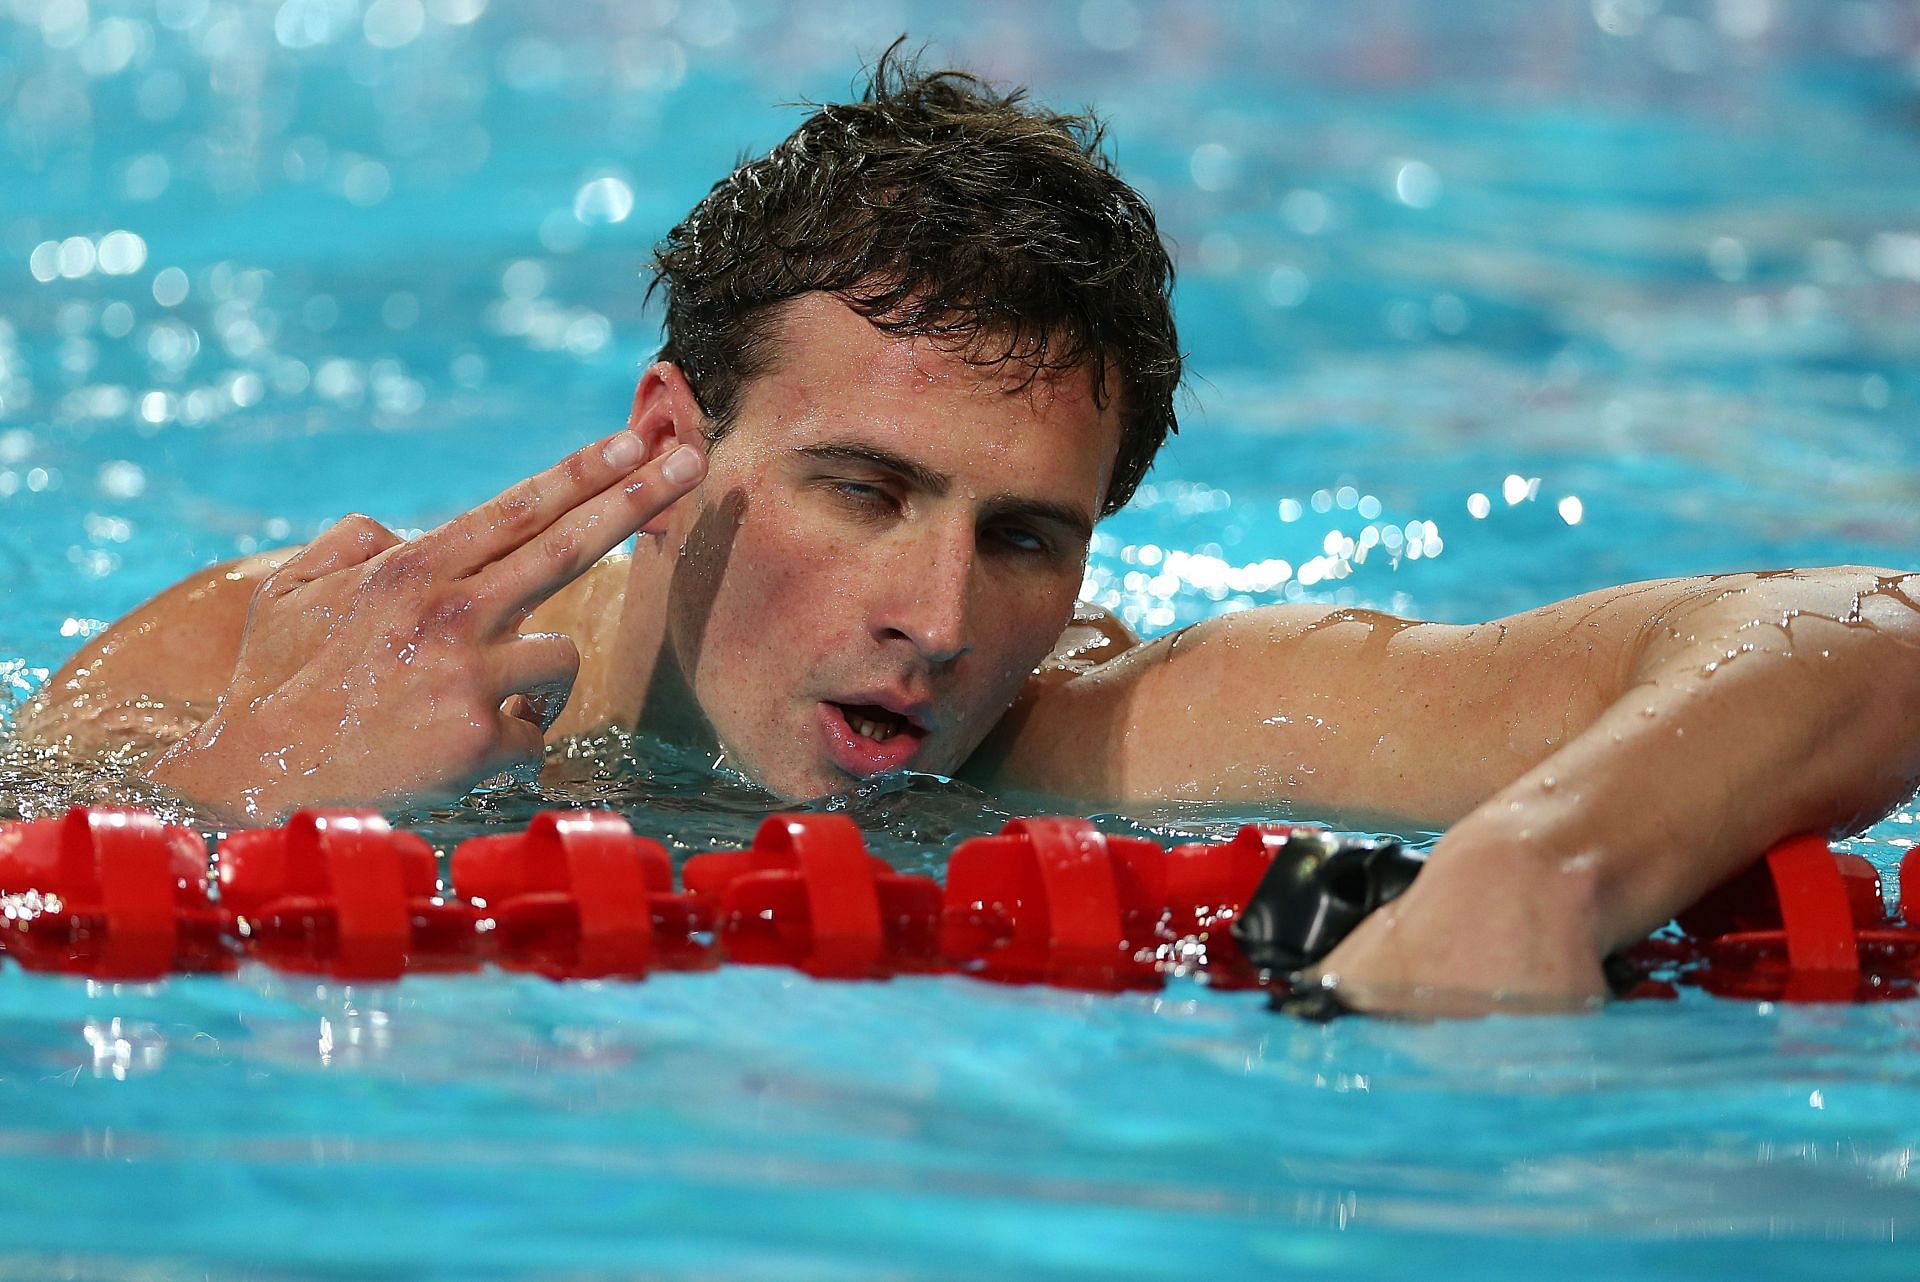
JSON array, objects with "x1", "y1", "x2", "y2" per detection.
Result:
[{"x1": 539, "y1": 543, "x2": 707, "y2": 749}]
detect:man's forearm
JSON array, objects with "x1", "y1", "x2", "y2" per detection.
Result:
[
  {"x1": 1318, "y1": 568, "x2": 1920, "y2": 1009},
  {"x1": 1441, "y1": 569, "x2": 1919, "y2": 953}
]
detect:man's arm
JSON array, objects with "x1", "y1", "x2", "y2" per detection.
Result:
[
  {"x1": 983, "y1": 567, "x2": 1920, "y2": 1007},
  {"x1": 13, "y1": 553, "x2": 283, "y2": 761},
  {"x1": 15, "y1": 428, "x2": 709, "y2": 824}
]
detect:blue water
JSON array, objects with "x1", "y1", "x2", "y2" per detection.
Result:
[{"x1": 4, "y1": 0, "x2": 1920, "y2": 1277}]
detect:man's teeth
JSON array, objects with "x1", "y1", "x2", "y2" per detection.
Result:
[{"x1": 849, "y1": 712, "x2": 900, "y2": 742}]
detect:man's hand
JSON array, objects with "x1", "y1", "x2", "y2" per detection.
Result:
[
  {"x1": 1310, "y1": 836, "x2": 1612, "y2": 1017},
  {"x1": 144, "y1": 430, "x2": 706, "y2": 822}
]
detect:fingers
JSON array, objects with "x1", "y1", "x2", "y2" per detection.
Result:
[
  {"x1": 429, "y1": 429, "x2": 673, "y2": 577},
  {"x1": 498, "y1": 690, "x2": 566, "y2": 736},
  {"x1": 470, "y1": 441, "x2": 707, "y2": 631},
  {"x1": 263, "y1": 514, "x2": 402, "y2": 594},
  {"x1": 471, "y1": 634, "x2": 580, "y2": 781},
  {"x1": 489, "y1": 632, "x2": 581, "y2": 727},
  {"x1": 484, "y1": 703, "x2": 550, "y2": 779}
]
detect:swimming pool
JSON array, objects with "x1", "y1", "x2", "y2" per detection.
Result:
[{"x1": 4, "y1": 0, "x2": 1920, "y2": 1276}]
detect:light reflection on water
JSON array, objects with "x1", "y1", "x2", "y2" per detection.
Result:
[
  {"x1": 4, "y1": 0, "x2": 1918, "y2": 656},
  {"x1": 3, "y1": 1, "x2": 1920, "y2": 1278},
  {"x1": 8, "y1": 959, "x2": 1920, "y2": 1277}
]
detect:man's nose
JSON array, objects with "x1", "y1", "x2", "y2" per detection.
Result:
[{"x1": 875, "y1": 525, "x2": 974, "y2": 664}]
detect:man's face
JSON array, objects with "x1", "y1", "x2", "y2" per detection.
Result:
[{"x1": 657, "y1": 293, "x2": 1121, "y2": 797}]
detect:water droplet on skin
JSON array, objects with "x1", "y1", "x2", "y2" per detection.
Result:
[{"x1": 1540, "y1": 776, "x2": 1557, "y2": 793}]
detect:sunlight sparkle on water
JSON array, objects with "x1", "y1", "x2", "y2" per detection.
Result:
[{"x1": 1090, "y1": 485, "x2": 1461, "y2": 633}]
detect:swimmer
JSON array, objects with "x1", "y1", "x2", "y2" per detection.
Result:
[{"x1": 16, "y1": 49, "x2": 1920, "y2": 1015}]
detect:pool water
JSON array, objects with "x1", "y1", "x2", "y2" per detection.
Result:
[{"x1": 4, "y1": 1, "x2": 1920, "y2": 1277}]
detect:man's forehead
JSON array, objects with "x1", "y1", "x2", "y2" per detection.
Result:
[
  {"x1": 732, "y1": 299, "x2": 1117, "y2": 509},
  {"x1": 759, "y1": 293, "x2": 1119, "y2": 416}
]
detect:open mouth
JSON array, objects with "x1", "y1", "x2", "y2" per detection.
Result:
[
  {"x1": 821, "y1": 700, "x2": 930, "y2": 777},
  {"x1": 838, "y1": 703, "x2": 913, "y2": 743}
]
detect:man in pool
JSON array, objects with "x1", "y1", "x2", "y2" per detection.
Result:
[{"x1": 17, "y1": 55, "x2": 1920, "y2": 1014}]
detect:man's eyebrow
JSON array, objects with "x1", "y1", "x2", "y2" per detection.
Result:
[
  {"x1": 796, "y1": 443, "x2": 950, "y2": 496},
  {"x1": 980, "y1": 496, "x2": 1096, "y2": 544},
  {"x1": 796, "y1": 442, "x2": 1096, "y2": 542}
]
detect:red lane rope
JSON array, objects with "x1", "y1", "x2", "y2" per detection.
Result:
[
  {"x1": 451, "y1": 811, "x2": 668, "y2": 978},
  {"x1": 67, "y1": 809, "x2": 177, "y2": 979},
  {"x1": 539, "y1": 811, "x2": 660, "y2": 977},
  {"x1": 297, "y1": 812, "x2": 412, "y2": 979},
  {"x1": 762, "y1": 814, "x2": 886, "y2": 978},
  {"x1": 1767, "y1": 833, "x2": 1862, "y2": 1002},
  {"x1": 1, "y1": 806, "x2": 1912, "y2": 1004}
]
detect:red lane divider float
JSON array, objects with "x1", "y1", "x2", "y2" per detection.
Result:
[
  {"x1": 683, "y1": 814, "x2": 939, "y2": 979},
  {"x1": 220, "y1": 811, "x2": 479, "y2": 979},
  {"x1": 942, "y1": 817, "x2": 1168, "y2": 989},
  {"x1": 1611, "y1": 833, "x2": 1920, "y2": 1003},
  {"x1": 3, "y1": 806, "x2": 1918, "y2": 1007},
  {"x1": 0, "y1": 808, "x2": 228, "y2": 977},
  {"x1": 454, "y1": 810, "x2": 708, "y2": 978},
  {"x1": 1161, "y1": 823, "x2": 1306, "y2": 989}
]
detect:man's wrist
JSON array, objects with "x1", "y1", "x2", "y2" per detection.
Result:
[
  {"x1": 1419, "y1": 807, "x2": 1614, "y2": 964},
  {"x1": 1311, "y1": 814, "x2": 1613, "y2": 1009},
  {"x1": 143, "y1": 714, "x2": 286, "y2": 826}
]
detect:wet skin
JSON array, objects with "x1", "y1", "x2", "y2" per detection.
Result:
[
  {"x1": 17, "y1": 294, "x2": 1920, "y2": 1015},
  {"x1": 545, "y1": 293, "x2": 1121, "y2": 800}
]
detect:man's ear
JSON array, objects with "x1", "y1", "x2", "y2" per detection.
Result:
[
  {"x1": 627, "y1": 361, "x2": 711, "y2": 536},
  {"x1": 627, "y1": 360, "x2": 708, "y2": 452}
]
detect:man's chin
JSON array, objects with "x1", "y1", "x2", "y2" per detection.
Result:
[
  {"x1": 712, "y1": 713, "x2": 974, "y2": 801},
  {"x1": 753, "y1": 764, "x2": 895, "y2": 802},
  {"x1": 707, "y1": 741, "x2": 855, "y2": 802},
  {"x1": 723, "y1": 749, "x2": 939, "y2": 803}
]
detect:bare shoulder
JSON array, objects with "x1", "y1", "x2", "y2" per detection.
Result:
[
  {"x1": 963, "y1": 603, "x2": 1379, "y2": 793},
  {"x1": 13, "y1": 550, "x2": 288, "y2": 753},
  {"x1": 531, "y1": 552, "x2": 632, "y2": 738},
  {"x1": 1045, "y1": 599, "x2": 1140, "y2": 673},
  {"x1": 962, "y1": 596, "x2": 1626, "y2": 810},
  {"x1": 962, "y1": 569, "x2": 1911, "y2": 813}
]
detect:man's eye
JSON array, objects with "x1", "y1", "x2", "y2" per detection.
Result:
[
  {"x1": 989, "y1": 525, "x2": 1050, "y2": 555},
  {"x1": 828, "y1": 480, "x2": 894, "y2": 509}
]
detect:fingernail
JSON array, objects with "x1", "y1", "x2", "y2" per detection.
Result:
[
  {"x1": 603, "y1": 431, "x2": 645, "y2": 470},
  {"x1": 661, "y1": 444, "x2": 704, "y2": 485}
]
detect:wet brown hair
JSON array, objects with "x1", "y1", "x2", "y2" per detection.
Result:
[{"x1": 647, "y1": 41, "x2": 1181, "y2": 515}]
